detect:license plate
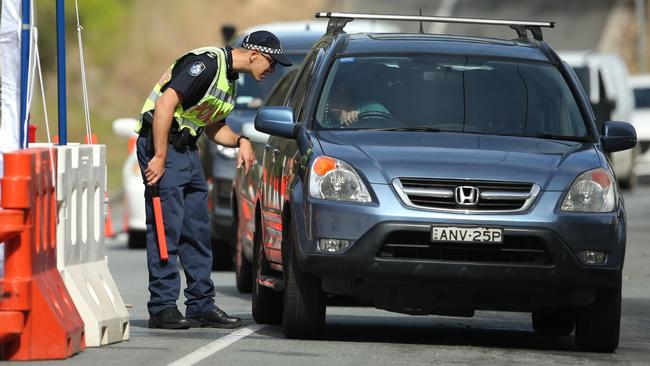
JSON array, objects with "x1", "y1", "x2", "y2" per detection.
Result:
[{"x1": 431, "y1": 225, "x2": 503, "y2": 243}]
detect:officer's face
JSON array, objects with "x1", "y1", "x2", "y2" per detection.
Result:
[{"x1": 251, "y1": 50, "x2": 275, "y2": 82}]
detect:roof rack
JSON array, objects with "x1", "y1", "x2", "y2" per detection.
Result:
[{"x1": 315, "y1": 12, "x2": 555, "y2": 41}]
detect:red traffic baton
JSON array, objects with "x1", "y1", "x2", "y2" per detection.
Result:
[{"x1": 151, "y1": 184, "x2": 168, "y2": 261}]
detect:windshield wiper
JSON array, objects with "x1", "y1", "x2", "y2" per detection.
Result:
[
  {"x1": 524, "y1": 133, "x2": 592, "y2": 142},
  {"x1": 371, "y1": 126, "x2": 441, "y2": 132}
]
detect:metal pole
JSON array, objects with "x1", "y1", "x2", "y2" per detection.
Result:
[
  {"x1": 57, "y1": 0, "x2": 67, "y2": 145},
  {"x1": 19, "y1": 0, "x2": 31, "y2": 148},
  {"x1": 637, "y1": 0, "x2": 647, "y2": 73}
]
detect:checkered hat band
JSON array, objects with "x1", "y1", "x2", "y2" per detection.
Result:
[{"x1": 242, "y1": 43, "x2": 283, "y2": 55}]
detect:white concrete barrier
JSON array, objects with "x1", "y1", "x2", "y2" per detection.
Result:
[{"x1": 33, "y1": 143, "x2": 130, "y2": 347}]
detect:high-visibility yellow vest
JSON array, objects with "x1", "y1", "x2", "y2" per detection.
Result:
[{"x1": 137, "y1": 47, "x2": 237, "y2": 136}]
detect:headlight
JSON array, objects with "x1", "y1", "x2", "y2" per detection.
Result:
[
  {"x1": 561, "y1": 168, "x2": 616, "y2": 212},
  {"x1": 216, "y1": 145, "x2": 238, "y2": 159},
  {"x1": 309, "y1": 156, "x2": 371, "y2": 202}
]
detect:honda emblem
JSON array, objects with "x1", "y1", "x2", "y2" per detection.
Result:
[{"x1": 455, "y1": 186, "x2": 479, "y2": 206}]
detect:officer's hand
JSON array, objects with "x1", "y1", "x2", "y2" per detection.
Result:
[
  {"x1": 236, "y1": 140, "x2": 256, "y2": 175},
  {"x1": 145, "y1": 156, "x2": 165, "y2": 186}
]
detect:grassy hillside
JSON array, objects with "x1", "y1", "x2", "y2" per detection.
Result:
[{"x1": 30, "y1": 0, "x2": 327, "y2": 195}]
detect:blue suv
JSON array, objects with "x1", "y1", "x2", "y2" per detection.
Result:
[{"x1": 250, "y1": 13, "x2": 637, "y2": 352}]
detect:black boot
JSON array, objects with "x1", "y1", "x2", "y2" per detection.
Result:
[
  {"x1": 149, "y1": 307, "x2": 192, "y2": 329},
  {"x1": 188, "y1": 307, "x2": 242, "y2": 329}
]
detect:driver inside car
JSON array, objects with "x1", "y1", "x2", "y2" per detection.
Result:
[{"x1": 324, "y1": 79, "x2": 391, "y2": 127}]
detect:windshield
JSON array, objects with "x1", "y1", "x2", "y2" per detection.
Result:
[
  {"x1": 315, "y1": 56, "x2": 589, "y2": 140},
  {"x1": 235, "y1": 53, "x2": 306, "y2": 109},
  {"x1": 634, "y1": 87, "x2": 650, "y2": 108}
]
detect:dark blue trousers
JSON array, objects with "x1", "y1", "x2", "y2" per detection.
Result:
[{"x1": 136, "y1": 134, "x2": 215, "y2": 317}]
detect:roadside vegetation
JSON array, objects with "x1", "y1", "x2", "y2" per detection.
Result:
[{"x1": 30, "y1": 0, "x2": 325, "y2": 194}]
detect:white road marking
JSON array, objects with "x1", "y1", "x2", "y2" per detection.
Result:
[
  {"x1": 166, "y1": 324, "x2": 267, "y2": 366},
  {"x1": 429, "y1": 0, "x2": 459, "y2": 34}
]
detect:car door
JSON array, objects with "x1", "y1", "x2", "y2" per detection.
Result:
[
  {"x1": 262, "y1": 49, "x2": 323, "y2": 265},
  {"x1": 236, "y1": 70, "x2": 298, "y2": 260}
]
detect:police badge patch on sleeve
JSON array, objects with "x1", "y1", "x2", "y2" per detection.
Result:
[{"x1": 188, "y1": 62, "x2": 206, "y2": 76}]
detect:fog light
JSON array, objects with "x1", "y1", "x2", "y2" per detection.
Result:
[
  {"x1": 318, "y1": 239, "x2": 350, "y2": 253},
  {"x1": 578, "y1": 251, "x2": 606, "y2": 265}
]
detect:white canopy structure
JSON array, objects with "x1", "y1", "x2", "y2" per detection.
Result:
[{"x1": 0, "y1": 0, "x2": 25, "y2": 181}]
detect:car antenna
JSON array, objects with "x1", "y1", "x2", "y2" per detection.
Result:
[{"x1": 419, "y1": 8, "x2": 425, "y2": 33}]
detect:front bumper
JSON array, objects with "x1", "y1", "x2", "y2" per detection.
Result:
[{"x1": 289, "y1": 183, "x2": 625, "y2": 312}]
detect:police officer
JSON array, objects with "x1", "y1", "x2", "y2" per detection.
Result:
[{"x1": 136, "y1": 31, "x2": 292, "y2": 329}]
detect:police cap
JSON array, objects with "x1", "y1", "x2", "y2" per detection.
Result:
[{"x1": 241, "y1": 30, "x2": 292, "y2": 67}]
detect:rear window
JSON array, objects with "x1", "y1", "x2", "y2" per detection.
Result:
[{"x1": 315, "y1": 55, "x2": 588, "y2": 139}]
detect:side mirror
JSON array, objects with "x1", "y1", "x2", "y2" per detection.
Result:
[
  {"x1": 254, "y1": 106, "x2": 297, "y2": 139},
  {"x1": 112, "y1": 118, "x2": 138, "y2": 138},
  {"x1": 242, "y1": 121, "x2": 269, "y2": 144},
  {"x1": 601, "y1": 121, "x2": 637, "y2": 153}
]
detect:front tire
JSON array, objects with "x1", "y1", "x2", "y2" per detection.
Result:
[
  {"x1": 251, "y1": 220, "x2": 283, "y2": 324},
  {"x1": 532, "y1": 307, "x2": 575, "y2": 335},
  {"x1": 282, "y1": 222, "x2": 325, "y2": 339},
  {"x1": 575, "y1": 285, "x2": 621, "y2": 352}
]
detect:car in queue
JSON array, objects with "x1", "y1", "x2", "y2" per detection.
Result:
[
  {"x1": 629, "y1": 74, "x2": 650, "y2": 177},
  {"x1": 112, "y1": 117, "x2": 146, "y2": 248},
  {"x1": 247, "y1": 12, "x2": 637, "y2": 353},
  {"x1": 202, "y1": 23, "x2": 323, "y2": 269},
  {"x1": 558, "y1": 51, "x2": 640, "y2": 189}
]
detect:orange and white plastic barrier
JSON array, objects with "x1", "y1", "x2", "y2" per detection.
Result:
[
  {"x1": 0, "y1": 148, "x2": 85, "y2": 360},
  {"x1": 32, "y1": 143, "x2": 130, "y2": 347}
]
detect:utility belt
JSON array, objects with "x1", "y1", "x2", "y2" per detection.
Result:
[{"x1": 140, "y1": 111, "x2": 203, "y2": 150}]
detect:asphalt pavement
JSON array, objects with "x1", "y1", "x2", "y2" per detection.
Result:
[{"x1": 6, "y1": 184, "x2": 647, "y2": 366}]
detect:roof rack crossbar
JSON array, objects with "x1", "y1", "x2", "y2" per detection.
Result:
[
  {"x1": 316, "y1": 12, "x2": 555, "y2": 41},
  {"x1": 509, "y1": 25, "x2": 545, "y2": 41}
]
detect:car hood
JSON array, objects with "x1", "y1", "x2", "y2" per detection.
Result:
[{"x1": 315, "y1": 131, "x2": 600, "y2": 190}]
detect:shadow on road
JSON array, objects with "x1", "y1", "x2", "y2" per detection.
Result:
[
  {"x1": 322, "y1": 316, "x2": 580, "y2": 352},
  {"x1": 254, "y1": 311, "x2": 634, "y2": 356}
]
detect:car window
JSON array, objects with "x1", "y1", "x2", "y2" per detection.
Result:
[
  {"x1": 234, "y1": 53, "x2": 306, "y2": 110},
  {"x1": 315, "y1": 55, "x2": 588, "y2": 139},
  {"x1": 288, "y1": 49, "x2": 322, "y2": 122},
  {"x1": 265, "y1": 69, "x2": 298, "y2": 106},
  {"x1": 634, "y1": 87, "x2": 650, "y2": 108}
]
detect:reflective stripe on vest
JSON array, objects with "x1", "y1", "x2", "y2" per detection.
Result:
[{"x1": 137, "y1": 47, "x2": 237, "y2": 136}]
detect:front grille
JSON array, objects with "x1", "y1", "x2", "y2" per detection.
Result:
[
  {"x1": 378, "y1": 230, "x2": 551, "y2": 264},
  {"x1": 394, "y1": 178, "x2": 539, "y2": 213}
]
